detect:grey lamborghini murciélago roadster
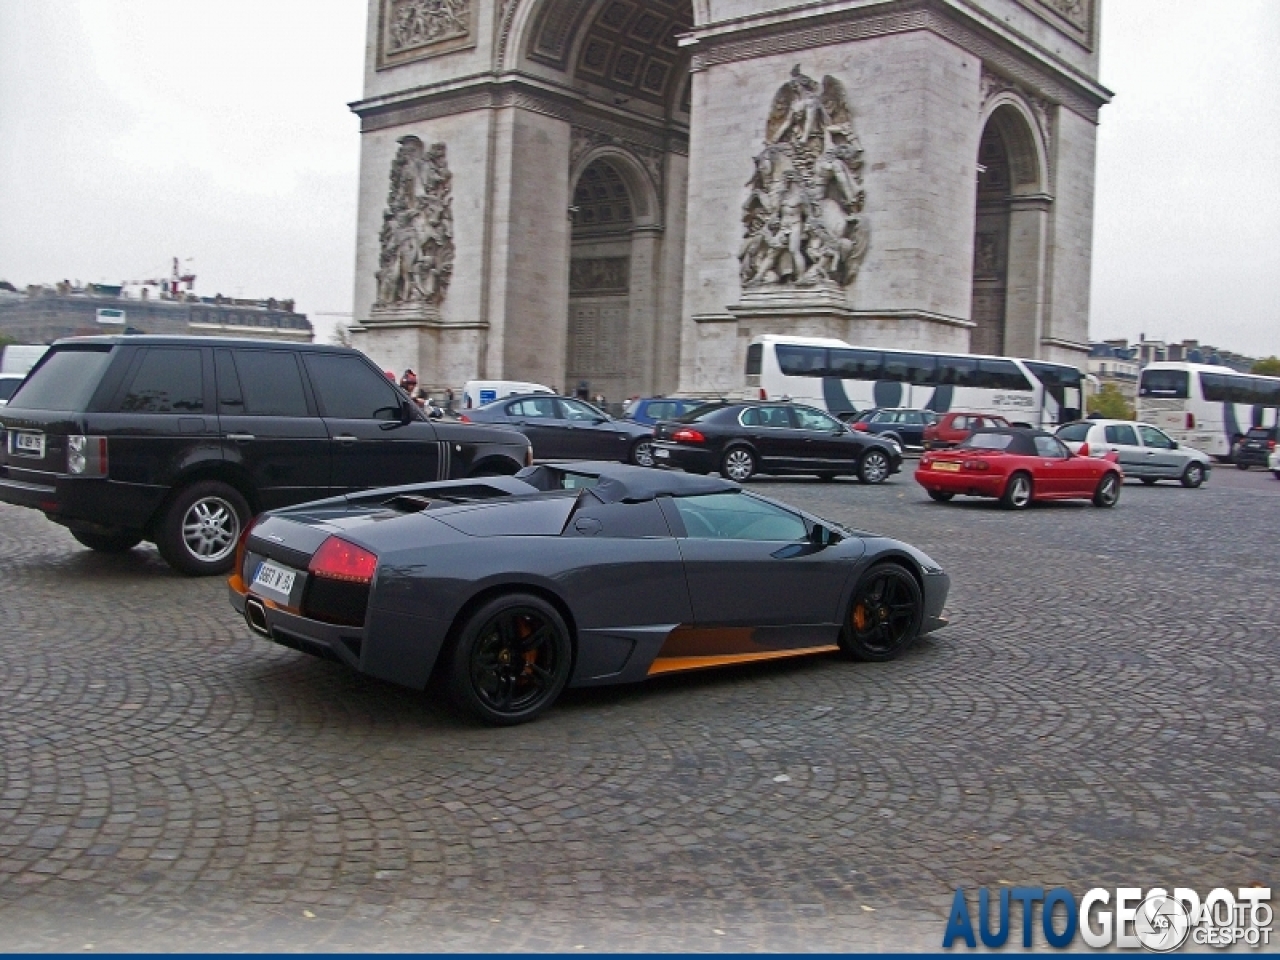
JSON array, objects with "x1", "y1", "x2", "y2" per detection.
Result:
[{"x1": 229, "y1": 462, "x2": 949, "y2": 725}]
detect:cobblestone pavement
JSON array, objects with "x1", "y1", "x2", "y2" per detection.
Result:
[{"x1": 0, "y1": 475, "x2": 1277, "y2": 952}]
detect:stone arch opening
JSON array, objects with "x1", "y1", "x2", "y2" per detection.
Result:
[
  {"x1": 970, "y1": 100, "x2": 1050, "y2": 359},
  {"x1": 565, "y1": 155, "x2": 655, "y2": 404}
]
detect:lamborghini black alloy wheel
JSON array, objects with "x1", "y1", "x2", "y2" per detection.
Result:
[
  {"x1": 451, "y1": 594, "x2": 572, "y2": 725},
  {"x1": 841, "y1": 564, "x2": 923, "y2": 662}
]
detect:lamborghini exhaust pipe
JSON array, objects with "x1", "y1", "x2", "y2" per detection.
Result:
[{"x1": 244, "y1": 597, "x2": 270, "y2": 637}]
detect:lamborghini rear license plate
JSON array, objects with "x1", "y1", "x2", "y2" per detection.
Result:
[
  {"x1": 933, "y1": 461, "x2": 961, "y2": 472},
  {"x1": 252, "y1": 560, "x2": 297, "y2": 600}
]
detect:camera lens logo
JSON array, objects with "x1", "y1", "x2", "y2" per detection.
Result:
[{"x1": 1135, "y1": 894, "x2": 1191, "y2": 952}]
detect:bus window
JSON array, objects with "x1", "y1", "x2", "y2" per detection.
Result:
[
  {"x1": 776, "y1": 344, "x2": 827, "y2": 377},
  {"x1": 936, "y1": 356, "x2": 977, "y2": 386},
  {"x1": 977, "y1": 359, "x2": 1032, "y2": 391},
  {"x1": 829, "y1": 348, "x2": 883, "y2": 380},
  {"x1": 883, "y1": 353, "x2": 936, "y2": 385},
  {"x1": 1140, "y1": 369, "x2": 1190, "y2": 398}
]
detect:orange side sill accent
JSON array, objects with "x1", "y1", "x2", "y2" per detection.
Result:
[
  {"x1": 228, "y1": 574, "x2": 247, "y2": 595},
  {"x1": 646, "y1": 644, "x2": 840, "y2": 677}
]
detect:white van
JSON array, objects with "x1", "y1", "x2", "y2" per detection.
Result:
[
  {"x1": 1, "y1": 345, "x2": 49, "y2": 376},
  {"x1": 462, "y1": 379, "x2": 554, "y2": 409}
]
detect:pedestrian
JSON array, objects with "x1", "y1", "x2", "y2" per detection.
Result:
[
  {"x1": 444, "y1": 387, "x2": 455, "y2": 414},
  {"x1": 399, "y1": 369, "x2": 418, "y2": 393}
]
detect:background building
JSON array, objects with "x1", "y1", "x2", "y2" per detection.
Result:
[
  {"x1": 0, "y1": 280, "x2": 312, "y2": 345},
  {"x1": 349, "y1": 0, "x2": 1110, "y2": 399}
]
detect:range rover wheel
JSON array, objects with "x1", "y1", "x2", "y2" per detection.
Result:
[
  {"x1": 1181, "y1": 462, "x2": 1205, "y2": 488},
  {"x1": 857, "y1": 449, "x2": 891, "y2": 485},
  {"x1": 448, "y1": 593, "x2": 572, "y2": 726},
  {"x1": 156, "y1": 480, "x2": 250, "y2": 576},
  {"x1": 71, "y1": 530, "x2": 142, "y2": 554},
  {"x1": 721, "y1": 447, "x2": 756, "y2": 482},
  {"x1": 630, "y1": 439, "x2": 656, "y2": 468},
  {"x1": 1092, "y1": 472, "x2": 1122, "y2": 508},
  {"x1": 840, "y1": 563, "x2": 924, "y2": 662},
  {"x1": 1000, "y1": 472, "x2": 1033, "y2": 510}
]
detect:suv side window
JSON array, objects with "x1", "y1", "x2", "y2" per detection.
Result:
[
  {"x1": 1104, "y1": 424, "x2": 1139, "y2": 446},
  {"x1": 229, "y1": 350, "x2": 309, "y2": 417},
  {"x1": 304, "y1": 354, "x2": 401, "y2": 421},
  {"x1": 118, "y1": 348, "x2": 204, "y2": 413}
]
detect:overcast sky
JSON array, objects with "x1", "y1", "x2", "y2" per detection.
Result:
[{"x1": 1, "y1": 1, "x2": 1277, "y2": 356}]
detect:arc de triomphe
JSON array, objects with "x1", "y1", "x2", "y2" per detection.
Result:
[{"x1": 348, "y1": 0, "x2": 1109, "y2": 400}]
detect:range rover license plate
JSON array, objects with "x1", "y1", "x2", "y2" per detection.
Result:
[
  {"x1": 252, "y1": 560, "x2": 297, "y2": 601},
  {"x1": 10, "y1": 432, "x2": 45, "y2": 458}
]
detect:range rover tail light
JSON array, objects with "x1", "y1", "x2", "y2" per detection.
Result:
[
  {"x1": 66, "y1": 436, "x2": 108, "y2": 477},
  {"x1": 1186, "y1": 413, "x2": 1195, "y2": 429}
]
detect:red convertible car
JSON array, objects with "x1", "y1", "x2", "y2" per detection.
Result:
[{"x1": 915, "y1": 427, "x2": 1122, "y2": 510}]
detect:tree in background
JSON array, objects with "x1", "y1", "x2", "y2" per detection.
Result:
[
  {"x1": 1087, "y1": 382, "x2": 1135, "y2": 420},
  {"x1": 1250, "y1": 356, "x2": 1280, "y2": 377},
  {"x1": 0, "y1": 334, "x2": 15, "y2": 351}
]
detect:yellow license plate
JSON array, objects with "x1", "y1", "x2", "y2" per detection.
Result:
[{"x1": 933, "y1": 461, "x2": 961, "y2": 472}]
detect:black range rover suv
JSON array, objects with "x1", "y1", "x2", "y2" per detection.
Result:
[{"x1": 0, "y1": 336, "x2": 532, "y2": 575}]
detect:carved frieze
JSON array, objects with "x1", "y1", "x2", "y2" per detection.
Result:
[
  {"x1": 739, "y1": 65, "x2": 868, "y2": 290},
  {"x1": 1013, "y1": 0, "x2": 1094, "y2": 47},
  {"x1": 570, "y1": 126, "x2": 664, "y2": 199},
  {"x1": 973, "y1": 232, "x2": 1000, "y2": 280},
  {"x1": 374, "y1": 137, "x2": 455, "y2": 311},
  {"x1": 570, "y1": 258, "x2": 630, "y2": 295},
  {"x1": 378, "y1": 0, "x2": 473, "y2": 69}
]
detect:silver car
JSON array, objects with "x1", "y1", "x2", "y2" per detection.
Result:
[{"x1": 1057, "y1": 419, "x2": 1211, "y2": 488}]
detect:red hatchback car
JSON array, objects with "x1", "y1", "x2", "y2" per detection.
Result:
[
  {"x1": 922, "y1": 412, "x2": 1011, "y2": 450},
  {"x1": 915, "y1": 427, "x2": 1123, "y2": 510}
]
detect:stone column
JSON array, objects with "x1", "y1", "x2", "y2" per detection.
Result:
[
  {"x1": 1003, "y1": 194, "x2": 1051, "y2": 359},
  {"x1": 628, "y1": 225, "x2": 662, "y2": 399}
]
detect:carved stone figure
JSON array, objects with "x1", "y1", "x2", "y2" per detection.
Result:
[
  {"x1": 386, "y1": 0, "x2": 470, "y2": 55},
  {"x1": 375, "y1": 137, "x2": 454, "y2": 309},
  {"x1": 740, "y1": 66, "x2": 869, "y2": 289}
]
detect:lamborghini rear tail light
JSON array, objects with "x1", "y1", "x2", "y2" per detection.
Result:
[
  {"x1": 233, "y1": 516, "x2": 260, "y2": 583},
  {"x1": 309, "y1": 537, "x2": 378, "y2": 584},
  {"x1": 672, "y1": 428, "x2": 705, "y2": 444}
]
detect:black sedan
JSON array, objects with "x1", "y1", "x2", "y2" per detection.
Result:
[
  {"x1": 651, "y1": 401, "x2": 903, "y2": 483},
  {"x1": 229, "y1": 462, "x2": 949, "y2": 725},
  {"x1": 462, "y1": 394, "x2": 656, "y2": 466}
]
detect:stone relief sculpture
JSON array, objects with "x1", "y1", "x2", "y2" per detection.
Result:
[
  {"x1": 375, "y1": 136, "x2": 454, "y2": 309},
  {"x1": 386, "y1": 0, "x2": 470, "y2": 55},
  {"x1": 740, "y1": 65, "x2": 868, "y2": 289}
]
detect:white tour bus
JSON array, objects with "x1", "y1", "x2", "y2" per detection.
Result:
[
  {"x1": 1137, "y1": 361, "x2": 1280, "y2": 459},
  {"x1": 744, "y1": 335, "x2": 1084, "y2": 428}
]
